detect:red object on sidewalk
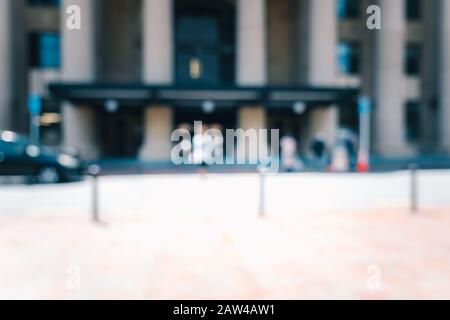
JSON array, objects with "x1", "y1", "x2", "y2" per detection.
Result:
[{"x1": 357, "y1": 151, "x2": 370, "y2": 172}]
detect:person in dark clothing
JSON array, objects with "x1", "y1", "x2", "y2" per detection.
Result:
[
  {"x1": 309, "y1": 133, "x2": 328, "y2": 170},
  {"x1": 311, "y1": 138, "x2": 325, "y2": 159}
]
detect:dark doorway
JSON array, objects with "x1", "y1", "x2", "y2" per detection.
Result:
[
  {"x1": 268, "y1": 108, "x2": 308, "y2": 153},
  {"x1": 174, "y1": 106, "x2": 237, "y2": 162},
  {"x1": 99, "y1": 109, "x2": 144, "y2": 158},
  {"x1": 175, "y1": 0, "x2": 235, "y2": 85}
]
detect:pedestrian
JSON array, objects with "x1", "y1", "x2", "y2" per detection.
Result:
[
  {"x1": 280, "y1": 134, "x2": 303, "y2": 172},
  {"x1": 310, "y1": 132, "x2": 328, "y2": 170}
]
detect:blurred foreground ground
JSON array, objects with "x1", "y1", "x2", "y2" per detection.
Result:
[{"x1": 1, "y1": 171, "x2": 450, "y2": 299}]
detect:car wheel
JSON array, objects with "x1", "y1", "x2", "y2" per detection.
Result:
[{"x1": 35, "y1": 166, "x2": 61, "y2": 184}]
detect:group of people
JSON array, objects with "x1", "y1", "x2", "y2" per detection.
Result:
[
  {"x1": 175, "y1": 123, "x2": 358, "y2": 172},
  {"x1": 280, "y1": 129, "x2": 358, "y2": 172}
]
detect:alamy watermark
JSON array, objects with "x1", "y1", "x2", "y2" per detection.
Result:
[
  {"x1": 66, "y1": 265, "x2": 82, "y2": 291},
  {"x1": 64, "y1": 4, "x2": 382, "y2": 31},
  {"x1": 366, "y1": 265, "x2": 382, "y2": 291},
  {"x1": 171, "y1": 121, "x2": 280, "y2": 174},
  {"x1": 66, "y1": 5, "x2": 82, "y2": 30},
  {"x1": 367, "y1": 5, "x2": 382, "y2": 30}
]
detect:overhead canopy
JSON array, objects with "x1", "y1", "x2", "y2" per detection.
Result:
[{"x1": 48, "y1": 83, "x2": 359, "y2": 109}]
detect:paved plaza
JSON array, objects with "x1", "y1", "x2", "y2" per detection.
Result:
[{"x1": 1, "y1": 171, "x2": 450, "y2": 299}]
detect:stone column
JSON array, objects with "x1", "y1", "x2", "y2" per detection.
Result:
[
  {"x1": 237, "y1": 107, "x2": 267, "y2": 163},
  {"x1": 302, "y1": 0, "x2": 339, "y2": 148},
  {"x1": 237, "y1": 0, "x2": 267, "y2": 86},
  {"x1": 373, "y1": 0, "x2": 409, "y2": 155},
  {"x1": 139, "y1": 0, "x2": 174, "y2": 162},
  {"x1": 305, "y1": 0, "x2": 337, "y2": 87},
  {"x1": 140, "y1": 107, "x2": 173, "y2": 161},
  {"x1": 236, "y1": 0, "x2": 267, "y2": 162},
  {"x1": 142, "y1": 0, "x2": 173, "y2": 84},
  {"x1": 61, "y1": 0, "x2": 99, "y2": 159},
  {"x1": 439, "y1": 0, "x2": 450, "y2": 152},
  {"x1": 0, "y1": 0, "x2": 12, "y2": 131}
]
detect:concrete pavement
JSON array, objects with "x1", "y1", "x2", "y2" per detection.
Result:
[{"x1": 1, "y1": 171, "x2": 450, "y2": 299}]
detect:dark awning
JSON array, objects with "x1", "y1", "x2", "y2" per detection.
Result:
[{"x1": 48, "y1": 83, "x2": 359, "y2": 108}]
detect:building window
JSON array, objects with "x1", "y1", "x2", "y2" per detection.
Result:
[
  {"x1": 339, "y1": 102, "x2": 359, "y2": 134},
  {"x1": 337, "y1": 41, "x2": 360, "y2": 75},
  {"x1": 405, "y1": 43, "x2": 421, "y2": 76},
  {"x1": 29, "y1": 32, "x2": 60, "y2": 69},
  {"x1": 28, "y1": 0, "x2": 60, "y2": 6},
  {"x1": 337, "y1": 0, "x2": 360, "y2": 19},
  {"x1": 405, "y1": 101, "x2": 420, "y2": 143},
  {"x1": 176, "y1": 16, "x2": 221, "y2": 84},
  {"x1": 175, "y1": 0, "x2": 235, "y2": 85},
  {"x1": 406, "y1": 0, "x2": 421, "y2": 21}
]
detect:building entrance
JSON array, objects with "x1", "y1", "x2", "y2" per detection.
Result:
[
  {"x1": 174, "y1": 106, "x2": 237, "y2": 162},
  {"x1": 268, "y1": 109, "x2": 308, "y2": 153},
  {"x1": 98, "y1": 109, "x2": 144, "y2": 158}
]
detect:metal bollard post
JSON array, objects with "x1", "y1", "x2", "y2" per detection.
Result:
[
  {"x1": 409, "y1": 163, "x2": 418, "y2": 213},
  {"x1": 258, "y1": 166, "x2": 267, "y2": 218},
  {"x1": 88, "y1": 164, "x2": 101, "y2": 223}
]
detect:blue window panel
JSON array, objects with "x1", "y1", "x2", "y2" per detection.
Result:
[
  {"x1": 405, "y1": 43, "x2": 421, "y2": 75},
  {"x1": 28, "y1": 0, "x2": 60, "y2": 6},
  {"x1": 406, "y1": 0, "x2": 421, "y2": 21},
  {"x1": 337, "y1": 0, "x2": 360, "y2": 19},
  {"x1": 40, "y1": 33, "x2": 60, "y2": 68},
  {"x1": 405, "y1": 101, "x2": 420, "y2": 142},
  {"x1": 337, "y1": 42, "x2": 360, "y2": 75},
  {"x1": 30, "y1": 32, "x2": 60, "y2": 69}
]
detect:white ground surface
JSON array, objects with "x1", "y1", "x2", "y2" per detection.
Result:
[
  {"x1": 1, "y1": 170, "x2": 449, "y2": 217},
  {"x1": 1, "y1": 171, "x2": 450, "y2": 299}
]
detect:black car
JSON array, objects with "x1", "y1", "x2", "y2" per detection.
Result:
[{"x1": 0, "y1": 131, "x2": 85, "y2": 183}]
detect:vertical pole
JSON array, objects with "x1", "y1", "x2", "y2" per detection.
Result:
[
  {"x1": 29, "y1": 113, "x2": 34, "y2": 143},
  {"x1": 357, "y1": 97, "x2": 371, "y2": 172},
  {"x1": 258, "y1": 168, "x2": 266, "y2": 218},
  {"x1": 88, "y1": 165, "x2": 101, "y2": 223},
  {"x1": 409, "y1": 163, "x2": 418, "y2": 213},
  {"x1": 92, "y1": 174, "x2": 99, "y2": 222},
  {"x1": 30, "y1": 114, "x2": 40, "y2": 144},
  {"x1": 360, "y1": 108, "x2": 371, "y2": 156},
  {"x1": 28, "y1": 95, "x2": 42, "y2": 144}
]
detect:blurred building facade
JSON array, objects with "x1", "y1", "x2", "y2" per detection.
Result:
[{"x1": 1, "y1": 0, "x2": 449, "y2": 161}]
